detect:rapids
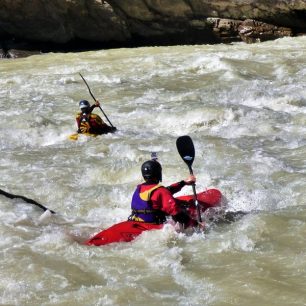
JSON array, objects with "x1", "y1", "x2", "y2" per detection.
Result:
[{"x1": 1, "y1": 36, "x2": 306, "y2": 305}]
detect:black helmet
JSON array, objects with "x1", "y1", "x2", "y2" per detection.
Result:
[
  {"x1": 141, "y1": 160, "x2": 162, "y2": 182},
  {"x1": 79, "y1": 100, "x2": 90, "y2": 109}
]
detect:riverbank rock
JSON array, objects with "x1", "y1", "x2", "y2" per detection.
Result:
[
  {"x1": 238, "y1": 19, "x2": 293, "y2": 43},
  {"x1": 0, "y1": 0, "x2": 305, "y2": 57}
]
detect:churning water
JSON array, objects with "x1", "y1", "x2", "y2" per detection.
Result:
[{"x1": 1, "y1": 36, "x2": 306, "y2": 305}]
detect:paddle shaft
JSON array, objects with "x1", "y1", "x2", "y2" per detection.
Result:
[
  {"x1": 176, "y1": 135, "x2": 202, "y2": 224},
  {"x1": 187, "y1": 165, "x2": 202, "y2": 223},
  {"x1": 0, "y1": 188, "x2": 55, "y2": 214},
  {"x1": 79, "y1": 73, "x2": 114, "y2": 128}
]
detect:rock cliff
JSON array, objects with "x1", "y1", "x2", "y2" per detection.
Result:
[{"x1": 0, "y1": 0, "x2": 305, "y2": 57}]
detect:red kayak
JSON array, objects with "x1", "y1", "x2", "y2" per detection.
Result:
[
  {"x1": 85, "y1": 188, "x2": 222, "y2": 246},
  {"x1": 176, "y1": 188, "x2": 222, "y2": 219}
]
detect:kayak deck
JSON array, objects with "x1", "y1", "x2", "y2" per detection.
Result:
[{"x1": 85, "y1": 221, "x2": 163, "y2": 246}]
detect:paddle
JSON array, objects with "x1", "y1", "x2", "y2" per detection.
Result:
[
  {"x1": 176, "y1": 135, "x2": 202, "y2": 223},
  {"x1": 0, "y1": 188, "x2": 56, "y2": 214},
  {"x1": 79, "y1": 73, "x2": 115, "y2": 128}
]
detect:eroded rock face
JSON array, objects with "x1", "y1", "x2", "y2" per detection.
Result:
[
  {"x1": 0, "y1": 0, "x2": 305, "y2": 57},
  {"x1": 0, "y1": 0, "x2": 128, "y2": 43},
  {"x1": 107, "y1": 0, "x2": 306, "y2": 38}
]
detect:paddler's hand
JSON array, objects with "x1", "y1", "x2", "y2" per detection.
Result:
[
  {"x1": 184, "y1": 175, "x2": 196, "y2": 185},
  {"x1": 197, "y1": 221, "x2": 205, "y2": 230},
  {"x1": 94, "y1": 100, "x2": 100, "y2": 107}
]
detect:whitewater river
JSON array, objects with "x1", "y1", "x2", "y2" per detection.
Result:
[{"x1": 1, "y1": 36, "x2": 306, "y2": 305}]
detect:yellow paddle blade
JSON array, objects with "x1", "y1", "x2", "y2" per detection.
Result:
[
  {"x1": 68, "y1": 133, "x2": 98, "y2": 141},
  {"x1": 68, "y1": 133, "x2": 79, "y2": 141}
]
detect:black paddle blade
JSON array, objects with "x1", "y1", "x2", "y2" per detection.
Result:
[{"x1": 176, "y1": 135, "x2": 195, "y2": 168}]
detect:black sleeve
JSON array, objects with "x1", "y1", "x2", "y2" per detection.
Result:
[{"x1": 89, "y1": 105, "x2": 96, "y2": 113}]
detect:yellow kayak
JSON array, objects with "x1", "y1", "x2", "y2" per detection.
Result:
[{"x1": 68, "y1": 133, "x2": 98, "y2": 141}]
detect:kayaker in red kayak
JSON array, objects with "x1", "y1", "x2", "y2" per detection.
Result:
[
  {"x1": 128, "y1": 159, "x2": 199, "y2": 228},
  {"x1": 85, "y1": 159, "x2": 205, "y2": 246},
  {"x1": 76, "y1": 100, "x2": 116, "y2": 135}
]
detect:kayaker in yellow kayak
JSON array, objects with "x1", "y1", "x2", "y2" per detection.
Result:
[{"x1": 76, "y1": 100, "x2": 116, "y2": 135}]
